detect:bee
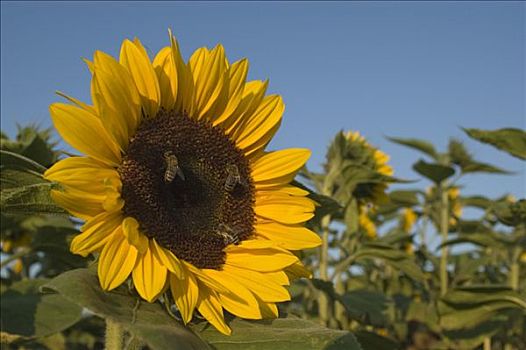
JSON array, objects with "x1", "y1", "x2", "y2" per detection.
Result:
[
  {"x1": 216, "y1": 223, "x2": 241, "y2": 245},
  {"x1": 163, "y1": 151, "x2": 185, "y2": 183},
  {"x1": 224, "y1": 164, "x2": 245, "y2": 192}
]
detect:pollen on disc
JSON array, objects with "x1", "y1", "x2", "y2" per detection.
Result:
[{"x1": 119, "y1": 109, "x2": 255, "y2": 269}]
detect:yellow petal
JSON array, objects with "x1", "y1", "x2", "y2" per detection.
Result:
[
  {"x1": 221, "y1": 265, "x2": 290, "y2": 303},
  {"x1": 133, "y1": 242, "x2": 168, "y2": 302},
  {"x1": 120, "y1": 39, "x2": 160, "y2": 118},
  {"x1": 197, "y1": 289, "x2": 231, "y2": 335},
  {"x1": 50, "y1": 190, "x2": 104, "y2": 221},
  {"x1": 56, "y1": 91, "x2": 96, "y2": 115},
  {"x1": 255, "y1": 222, "x2": 321, "y2": 250},
  {"x1": 251, "y1": 149, "x2": 311, "y2": 187},
  {"x1": 191, "y1": 45, "x2": 228, "y2": 120},
  {"x1": 45, "y1": 157, "x2": 119, "y2": 195},
  {"x1": 92, "y1": 51, "x2": 142, "y2": 150},
  {"x1": 285, "y1": 261, "x2": 312, "y2": 280},
  {"x1": 201, "y1": 269, "x2": 262, "y2": 319},
  {"x1": 263, "y1": 271, "x2": 290, "y2": 286},
  {"x1": 255, "y1": 194, "x2": 315, "y2": 224},
  {"x1": 213, "y1": 58, "x2": 248, "y2": 127},
  {"x1": 183, "y1": 263, "x2": 230, "y2": 294},
  {"x1": 70, "y1": 211, "x2": 122, "y2": 256},
  {"x1": 256, "y1": 296, "x2": 279, "y2": 318},
  {"x1": 151, "y1": 239, "x2": 184, "y2": 279},
  {"x1": 225, "y1": 245, "x2": 298, "y2": 272},
  {"x1": 122, "y1": 217, "x2": 148, "y2": 253},
  {"x1": 98, "y1": 230, "x2": 138, "y2": 290},
  {"x1": 49, "y1": 103, "x2": 121, "y2": 166},
  {"x1": 269, "y1": 185, "x2": 310, "y2": 197},
  {"x1": 225, "y1": 80, "x2": 268, "y2": 135},
  {"x1": 170, "y1": 268, "x2": 198, "y2": 324},
  {"x1": 233, "y1": 95, "x2": 284, "y2": 151},
  {"x1": 153, "y1": 47, "x2": 178, "y2": 110},
  {"x1": 169, "y1": 31, "x2": 194, "y2": 115},
  {"x1": 83, "y1": 58, "x2": 94, "y2": 74}
]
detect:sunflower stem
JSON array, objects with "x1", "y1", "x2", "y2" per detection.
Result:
[
  {"x1": 318, "y1": 214, "x2": 331, "y2": 326},
  {"x1": 510, "y1": 242, "x2": 521, "y2": 291},
  {"x1": 439, "y1": 182, "x2": 449, "y2": 296},
  {"x1": 105, "y1": 319, "x2": 124, "y2": 350}
]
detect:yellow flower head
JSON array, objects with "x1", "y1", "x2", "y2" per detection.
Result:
[
  {"x1": 448, "y1": 187, "x2": 463, "y2": 226},
  {"x1": 359, "y1": 209, "x2": 377, "y2": 239},
  {"x1": 44, "y1": 33, "x2": 321, "y2": 335},
  {"x1": 343, "y1": 131, "x2": 393, "y2": 206},
  {"x1": 401, "y1": 208, "x2": 418, "y2": 232}
]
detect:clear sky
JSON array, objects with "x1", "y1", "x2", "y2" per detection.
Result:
[{"x1": 1, "y1": 1, "x2": 525, "y2": 203}]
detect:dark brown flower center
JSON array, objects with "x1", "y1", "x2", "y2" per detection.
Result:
[{"x1": 119, "y1": 109, "x2": 255, "y2": 269}]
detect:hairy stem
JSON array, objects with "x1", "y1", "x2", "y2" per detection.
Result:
[
  {"x1": 318, "y1": 214, "x2": 331, "y2": 326},
  {"x1": 105, "y1": 319, "x2": 124, "y2": 350},
  {"x1": 439, "y1": 183, "x2": 449, "y2": 296}
]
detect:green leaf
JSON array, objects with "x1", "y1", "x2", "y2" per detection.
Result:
[
  {"x1": 353, "y1": 244, "x2": 426, "y2": 281},
  {"x1": 461, "y1": 161, "x2": 511, "y2": 175},
  {"x1": 1, "y1": 168, "x2": 45, "y2": 190},
  {"x1": 1, "y1": 182, "x2": 66, "y2": 215},
  {"x1": 388, "y1": 190, "x2": 421, "y2": 207},
  {"x1": 311, "y1": 280, "x2": 390, "y2": 328},
  {"x1": 439, "y1": 233, "x2": 504, "y2": 249},
  {"x1": 192, "y1": 317, "x2": 363, "y2": 350},
  {"x1": 492, "y1": 199, "x2": 526, "y2": 227},
  {"x1": 438, "y1": 286, "x2": 526, "y2": 330},
  {"x1": 42, "y1": 268, "x2": 208, "y2": 350},
  {"x1": 0, "y1": 150, "x2": 47, "y2": 173},
  {"x1": 443, "y1": 318, "x2": 506, "y2": 349},
  {"x1": 460, "y1": 196, "x2": 493, "y2": 210},
  {"x1": 20, "y1": 134, "x2": 56, "y2": 168},
  {"x1": 413, "y1": 159, "x2": 455, "y2": 184},
  {"x1": 0, "y1": 279, "x2": 82, "y2": 338},
  {"x1": 463, "y1": 127, "x2": 526, "y2": 160},
  {"x1": 354, "y1": 331, "x2": 400, "y2": 350},
  {"x1": 387, "y1": 136, "x2": 439, "y2": 160},
  {"x1": 340, "y1": 291, "x2": 391, "y2": 326}
]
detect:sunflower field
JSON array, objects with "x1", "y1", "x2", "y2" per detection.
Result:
[{"x1": 1, "y1": 35, "x2": 525, "y2": 350}]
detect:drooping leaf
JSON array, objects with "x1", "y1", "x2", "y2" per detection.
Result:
[
  {"x1": 192, "y1": 316, "x2": 363, "y2": 350},
  {"x1": 460, "y1": 196, "x2": 493, "y2": 210},
  {"x1": 387, "y1": 136, "x2": 439, "y2": 160},
  {"x1": 0, "y1": 150, "x2": 47, "y2": 174},
  {"x1": 413, "y1": 160, "x2": 455, "y2": 184},
  {"x1": 0, "y1": 279, "x2": 82, "y2": 338},
  {"x1": 439, "y1": 233, "x2": 507, "y2": 249},
  {"x1": 42, "y1": 268, "x2": 209, "y2": 350},
  {"x1": 463, "y1": 127, "x2": 526, "y2": 160},
  {"x1": 443, "y1": 318, "x2": 507, "y2": 349},
  {"x1": 461, "y1": 161, "x2": 511, "y2": 175},
  {"x1": 438, "y1": 286, "x2": 526, "y2": 330}
]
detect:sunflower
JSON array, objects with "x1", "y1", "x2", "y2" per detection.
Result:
[
  {"x1": 44, "y1": 32, "x2": 321, "y2": 335},
  {"x1": 343, "y1": 131, "x2": 393, "y2": 206},
  {"x1": 400, "y1": 208, "x2": 418, "y2": 233}
]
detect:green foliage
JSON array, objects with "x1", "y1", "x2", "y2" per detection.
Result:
[
  {"x1": 463, "y1": 127, "x2": 526, "y2": 160},
  {"x1": 0, "y1": 279, "x2": 82, "y2": 339},
  {"x1": 387, "y1": 136, "x2": 439, "y2": 160},
  {"x1": 413, "y1": 159, "x2": 455, "y2": 184},
  {"x1": 2, "y1": 124, "x2": 525, "y2": 350}
]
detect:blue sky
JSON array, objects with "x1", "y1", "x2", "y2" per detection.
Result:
[{"x1": 1, "y1": 1, "x2": 525, "y2": 203}]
